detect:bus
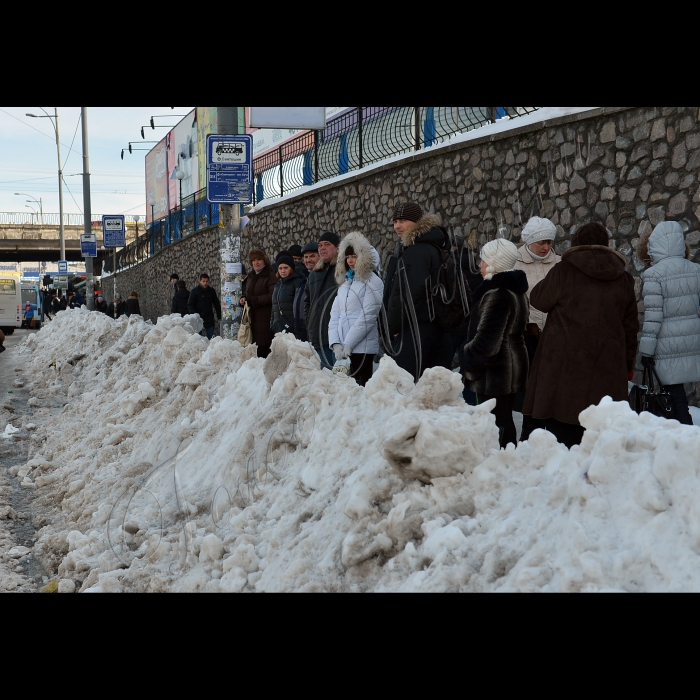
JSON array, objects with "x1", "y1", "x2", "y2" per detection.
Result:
[
  {"x1": 0, "y1": 271, "x2": 22, "y2": 334},
  {"x1": 21, "y1": 282, "x2": 43, "y2": 329}
]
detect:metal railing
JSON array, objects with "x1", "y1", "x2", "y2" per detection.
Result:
[
  {"x1": 104, "y1": 188, "x2": 220, "y2": 274},
  {"x1": 0, "y1": 212, "x2": 145, "y2": 226},
  {"x1": 252, "y1": 106, "x2": 541, "y2": 204}
]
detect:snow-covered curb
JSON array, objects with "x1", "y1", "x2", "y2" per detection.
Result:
[{"x1": 15, "y1": 308, "x2": 700, "y2": 592}]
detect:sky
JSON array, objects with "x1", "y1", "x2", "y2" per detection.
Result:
[{"x1": 0, "y1": 107, "x2": 194, "y2": 219}]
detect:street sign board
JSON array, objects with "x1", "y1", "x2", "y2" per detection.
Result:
[
  {"x1": 80, "y1": 233, "x2": 97, "y2": 257},
  {"x1": 58, "y1": 260, "x2": 68, "y2": 274},
  {"x1": 206, "y1": 134, "x2": 253, "y2": 204},
  {"x1": 103, "y1": 215, "x2": 126, "y2": 248}
]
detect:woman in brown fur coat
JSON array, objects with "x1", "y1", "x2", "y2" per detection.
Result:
[{"x1": 240, "y1": 248, "x2": 277, "y2": 358}]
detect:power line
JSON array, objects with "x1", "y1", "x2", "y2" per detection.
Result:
[
  {"x1": 0, "y1": 107, "x2": 80, "y2": 154},
  {"x1": 62, "y1": 112, "x2": 82, "y2": 171},
  {"x1": 61, "y1": 175, "x2": 83, "y2": 215}
]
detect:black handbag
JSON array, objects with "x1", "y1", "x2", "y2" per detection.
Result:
[{"x1": 628, "y1": 365, "x2": 674, "y2": 419}]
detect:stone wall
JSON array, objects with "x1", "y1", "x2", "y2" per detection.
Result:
[
  {"x1": 106, "y1": 225, "x2": 221, "y2": 322},
  {"x1": 243, "y1": 106, "x2": 700, "y2": 402}
]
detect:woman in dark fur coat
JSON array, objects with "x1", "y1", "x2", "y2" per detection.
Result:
[{"x1": 461, "y1": 238, "x2": 529, "y2": 448}]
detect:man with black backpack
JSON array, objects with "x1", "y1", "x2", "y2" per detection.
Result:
[{"x1": 386, "y1": 203, "x2": 467, "y2": 381}]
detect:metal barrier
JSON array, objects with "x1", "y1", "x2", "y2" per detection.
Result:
[
  {"x1": 252, "y1": 106, "x2": 541, "y2": 204},
  {"x1": 0, "y1": 212, "x2": 144, "y2": 226},
  {"x1": 105, "y1": 189, "x2": 220, "y2": 274}
]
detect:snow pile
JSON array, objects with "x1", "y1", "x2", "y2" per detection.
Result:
[{"x1": 16, "y1": 308, "x2": 700, "y2": 592}]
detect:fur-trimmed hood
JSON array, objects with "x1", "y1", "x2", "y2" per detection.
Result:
[
  {"x1": 401, "y1": 213, "x2": 448, "y2": 248},
  {"x1": 312, "y1": 254, "x2": 338, "y2": 272},
  {"x1": 637, "y1": 221, "x2": 691, "y2": 268},
  {"x1": 472, "y1": 269, "x2": 528, "y2": 305},
  {"x1": 335, "y1": 231, "x2": 379, "y2": 284}
]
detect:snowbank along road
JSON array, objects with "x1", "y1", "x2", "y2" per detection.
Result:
[{"x1": 4, "y1": 308, "x2": 700, "y2": 592}]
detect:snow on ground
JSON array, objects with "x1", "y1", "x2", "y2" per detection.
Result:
[{"x1": 14, "y1": 308, "x2": 700, "y2": 592}]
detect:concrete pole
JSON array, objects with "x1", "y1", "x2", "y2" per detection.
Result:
[
  {"x1": 55, "y1": 107, "x2": 66, "y2": 261},
  {"x1": 217, "y1": 107, "x2": 243, "y2": 340},
  {"x1": 81, "y1": 107, "x2": 94, "y2": 310}
]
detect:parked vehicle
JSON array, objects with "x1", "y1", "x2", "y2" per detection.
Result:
[{"x1": 0, "y1": 271, "x2": 22, "y2": 334}]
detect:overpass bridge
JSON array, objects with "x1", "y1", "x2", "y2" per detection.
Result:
[{"x1": 0, "y1": 213, "x2": 142, "y2": 263}]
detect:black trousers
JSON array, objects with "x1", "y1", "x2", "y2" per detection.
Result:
[
  {"x1": 515, "y1": 334, "x2": 539, "y2": 443},
  {"x1": 663, "y1": 383, "x2": 693, "y2": 425},
  {"x1": 527, "y1": 417, "x2": 585, "y2": 449},
  {"x1": 478, "y1": 393, "x2": 517, "y2": 449},
  {"x1": 393, "y1": 322, "x2": 452, "y2": 382},
  {"x1": 350, "y1": 353, "x2": 374, "y2": 387}
]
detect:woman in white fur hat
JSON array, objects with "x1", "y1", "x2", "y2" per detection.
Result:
[
  {"x1": 513, "y1": 216, "x2": 561, "y2": 440},
  {"x1": 460, "y1": 238, "x2": 529, "y2": 448},
  {"x1": 328, "y1": 232, "x2": 384, "y2": 386}
]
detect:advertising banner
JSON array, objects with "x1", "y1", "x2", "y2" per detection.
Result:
[
  {"x1": 145, "y1": 135, "x2": 170, "y2": 224},
  {"x1": 167, "y1": 110, "x2": 199, "y2": 206}
]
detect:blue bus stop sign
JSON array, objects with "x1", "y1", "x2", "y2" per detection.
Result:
[
  {"x1": 80, "y1": 233, "x2": 97, "y2": 257},
  {"x1": 58, "y1": 260, "x2": 68, "y2": 274},
  {"x1": 103, "y1": 215, "x2": 126, "y2": 248},
  {"x1": 206, "y1": 134, "x2": 253, "y2": 204}
]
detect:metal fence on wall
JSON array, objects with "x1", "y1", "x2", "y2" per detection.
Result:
[
  {"x1": 252, "y1": 106, "x2": 541, "y2": 204},
  {"x1": 105, "y1": 188, "x2": 220, "y2": 274}
]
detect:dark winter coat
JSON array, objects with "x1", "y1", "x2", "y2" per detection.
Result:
[
  {"x1": 461, "y1": 270, "x2": 529, "y2": 396},
  {"x1": 293, "y1": 282, "x2": 308, "y2": 341},
  {"x1": 304, "y1": 256, "x2": 339, "y2": 348},
  {"x1": 522, "y1": 244, "x2": 639, "y2": 426},
  {"x1": 71, "y1": 292, "x2": 86, "y2": 308},
  {"x1": 386, "y1": 214, "x2": 452, "y2": 335},
  {"x1": 108, "y1": 300, "x2": 127, "y2": 319},
  {"x1": 271, "y1": 271, "x2": 306, "y2": 335},
  {"x1": 452, "y1": 246, "x2": 484, "y2": 337},
  {"x1": 188, "y1": 284, "x2": 221, "y2": 327},
  {"x1": 171, "y1": 288, "x2": 190, "y2": 316},
  {"x1": 126, "y1": 296, "x2": 141, "y2": 316},
  {"x1": 382, "y1": 239, "x2": 403, "y2": 312},
  {"x1": 95, "y1": 299, "x2": 109, "y2": 314},
  {"x1": 295, "y1": 261, "x2": 309, "y2": 279},
  {"x1": 243, "y1": 266, "x2": 277, "y2": 355}
]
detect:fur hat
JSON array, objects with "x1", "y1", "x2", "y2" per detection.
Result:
[
  {"x1": 480, "y1": 238, "x2": 518, "y2": 280},
  {"x1": 571, "y1": 222, "x2": 609, "y2": 248},
  {"x1": 335, "y1": 232, "x2": 377, "y2": 283},
  {"x1": 521, "y1": 216, "x2": 557, "y2": 245}
]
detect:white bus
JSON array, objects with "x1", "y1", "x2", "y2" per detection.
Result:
[{"x1": 0, "y1": 271, "x2": 22, "y2": 334}]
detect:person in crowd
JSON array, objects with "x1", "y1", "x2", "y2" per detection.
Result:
[
  {"x1": 0, "y1": 327, "x2": 4, "y2": 352},
  {"x1": 171, "y1": 280, "x2": 190, "y2": 316},
  {"x1": 72, "y1": 289, "x2": 86, "y2": 308},
  {"x1": 329, "y1": 232, "x2": 384, "y2": 387},
  {"x1": 239, "y1": 249, "x2": 276, "y2": 356},
  {"x1": 461, "y1": 239, "x2": 529, "y2": 448},
  {"x1": 513, "y1": 216, "x2": 561, "y2": 440},
  {"x1": 271, "y1": 253, "x2": 306, "y2": 336},
  {"x1": 188, "y1": 274, "x2": 221, "y2": 340},
  {"x1": 126, "y1": 291, "x2": 141, "y2": 317},
  {"x1": 43, "y1": 289, "x2": 54, "y2": 321},
  {"x1": 108, "y1": 292, "x2": 127, "y2": 319},
  {"x1": 170, "y1": 273, "x2": 179, "y2": 294},
  {"x1": 59, "y1": 291, "x2": 68, "y2": 311},
  {"x1": 304, "y1": 231, "x2": 341, "y2": 368},
  {"x1": 95, "y1": 295, "x2": 109, "y2": 314},
  {"x1": 522, "y1": 222, "x2": 639, "y2": 448},
  {"x1": 386, "y1": 203, "x2": 453, "y2": 381},
  {"x1": 24, "y1": 301, "x2": 35, "y2": 329},
  {"x1": 272, "y1": 250, "x2": 290, "y2": 274},
  {"x1": 383, "y1": 202, "x2": 423, "y2": 313},
  {"x1": 637, "y1": 220, "x2": 700, "y2": 425},
  {"x1": 292, "y1": 242, "x2": 320, "y2": 341},
  {"x1": 288, "y1": 244, "x2": 308, "y2": 278}
]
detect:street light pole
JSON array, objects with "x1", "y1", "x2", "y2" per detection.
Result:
[
  {"x1": 16, "y1": 194, "x2": 43, "y2": 223},
  {"x1": 81, "y1": 107, "x2": 94, "y2": 310}
]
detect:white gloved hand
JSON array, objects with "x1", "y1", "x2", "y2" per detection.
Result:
[
  {"x1": 334, "y1": 345, "x2": 351, "y2": 360},
  {"x1": 332, "y1": 343, "x2": 343, "y2": 358},
  {"x1": 341, "y1": 345, "x2": 352, "y2": 360}
]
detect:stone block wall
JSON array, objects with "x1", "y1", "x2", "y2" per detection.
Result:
[{"x1": 106, "y1": 225, "x2": 221, "y2": 322}]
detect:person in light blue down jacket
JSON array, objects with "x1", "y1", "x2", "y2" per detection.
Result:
[{"x1": 637, "y1": 220, "x2": 700, "y2": 425}]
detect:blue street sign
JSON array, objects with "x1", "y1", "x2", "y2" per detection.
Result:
[
  {"x1": 206, "y1": 134, "x2": 253, "y2": 204},
  {"x1": 58, "y1": 260, "x2": 68, "y2": 274},
  {"x1": 103, "y1": 215, "x2": 126, "y2": 248},
  {"x1": 80, "y1": 233, "x2": 97, "y2": 257}
]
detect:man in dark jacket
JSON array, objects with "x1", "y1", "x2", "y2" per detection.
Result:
[
  {"x1": 188, "y1": 273, "x2": 221, "y2": 339},
  {"x1": 171, "y1": 280, "x2": 190, "y2": 316},
  {"x1": 95, "y1": 295, "x2": 109, "y2": 314},
  {"x1": 292, "y1": 242, "x2": 319, "y2": 341},
  {"x1": 72, "y1": 290, "x2": 86, "y2": 308},
  {"x1": 108, "y1": 293, "x2": 126, "y2": 319},
  {"x1": 382, "y1": 202, "x2": 423, "y2": 312},
  {"x1": 288, "y1": 244, "x2": 308, "y2": 279},
  {"x1": 386, "y1": 205, "x2": 454, "y2": 381},
  {"x1": 304, "y1": 231, "x2": 340, "y2": 368}
]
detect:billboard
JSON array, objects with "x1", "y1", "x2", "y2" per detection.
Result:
[
  {"x1": 247, "y1": 107, "x2": 351, "y2": 159},
  {"x1": 167, "y1": 109, "x2": 199, "y2": 206},
  {"x1": 145, "y1": 135, "x2": 170, "y2": 224}
]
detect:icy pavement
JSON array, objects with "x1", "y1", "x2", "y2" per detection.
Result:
[{"x1": 11, "y1": 308, "x2": 700, "y2": 592}]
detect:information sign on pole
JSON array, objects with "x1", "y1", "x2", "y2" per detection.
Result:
[
  {"x1": 80, "y1": 233, "x2": 97, "y2": 257},
  {"x1": 102, "y1": 215, "x2": 126, "y2": 248},
  {"x1": 206, "y1": 134, "x2": 253, "y2": 204},
  {"x1": 58, "y1": 260, "x2": 68, "y2": 274}
]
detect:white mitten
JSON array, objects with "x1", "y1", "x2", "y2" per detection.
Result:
[{"x1": 332, "y1": 343, "x2": 343, "y2": 358}]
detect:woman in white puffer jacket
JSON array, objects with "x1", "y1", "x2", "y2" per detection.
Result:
[{"x1": 328, "y1": 231, "x2": 384, "y2": 386}]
